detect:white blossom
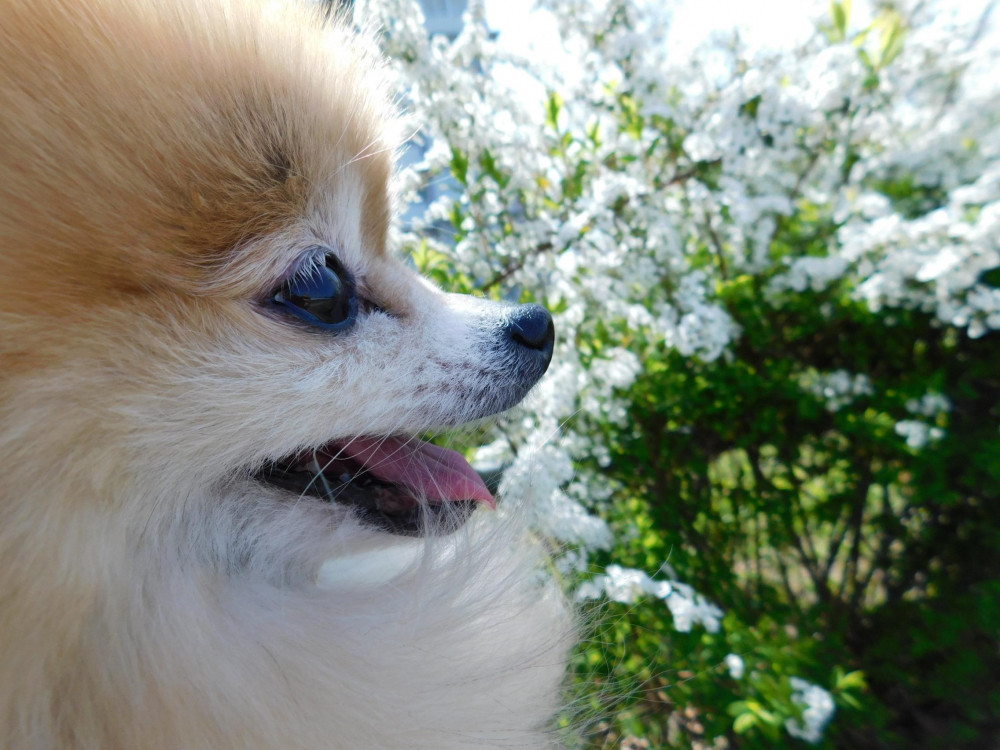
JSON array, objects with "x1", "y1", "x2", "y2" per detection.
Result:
[
  {"x1": 795, "y1": 369, "x2": 874, "y2": 412},
  {"x1": 785, "y1": 677, "x2": 836, "y2": 744},
  {"x1": 769, "y1": 256, "x2": 850, "y2": 295},
  {"x1": 724, "y1": 653, "x2": 745, "y2": 680},
  {"x1": 576, "y1": 565, "x2": 723, "y2": 633},
  {"x1": 895, "y1": 419, "x2": 945, "y2": 450},
  {"x1": 906, "y1": 391, "x2": 952, "y2": 417},
  {"x1": 354, "y1": 3, "x2": 997, "y2": 731}
]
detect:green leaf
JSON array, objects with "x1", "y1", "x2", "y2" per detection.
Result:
[
  {"x1": 449, "y1": 147, "x2": 469, "y2": 186},
  {"x1": 727, "y1": 700, "x2": 749, "y2": 717},
  {"x1": 478, "y1": 148, "x2": 507, "y2": 187},
  {"x1": 837, "y1": 670, "x2": 868, "y2": 691},
  {"x1": 586, "y1": 119, "x2": 602, "y2": 148},
  {"x1": 546, "y1": 91, "x2": 563, "y2": 131},
  {"x1": 739, "y1": 95, "x2": 762, "y2": 119},
  {"x1": 733, "y1": 713, "x2": 758, "y2": 734},
  {"x1": 449, "y1": 201, "x2": 465, "y2": 236},
  {"x1": 875, "y1": 9, "x2": 906, "y2": 69},
  {"x1": 830, "y1": 0, "x2": 849, "y2": 40},
  {"x1": 840, "y1": 693, "x2": 863, "y2": 709}
]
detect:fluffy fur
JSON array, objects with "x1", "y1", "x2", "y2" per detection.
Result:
[{"x1": 0, "y1": 1, "x2": 574, "y2": 747}]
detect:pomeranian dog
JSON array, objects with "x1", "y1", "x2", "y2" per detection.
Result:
[{"x1": 0, "y1": 1, "x2": 574, "y2": 748}]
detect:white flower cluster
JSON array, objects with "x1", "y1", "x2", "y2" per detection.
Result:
[
  {"x1": 769, "y1": 255, "x2": 850, "y2": 296},
  {"x1": 352, "y1": 0, "x2": 998, "y2": 595},
  {"x1": 906, "y1": 390, "x2": 952, "y2": 417},
  {"x1": 893, "y1": 389, "x2": 950, "y2": 448},
  {"x1": 895, "y1": 419, "x2": 945, "y2": 450},
  {"x1": 576, "y1": 565, "x2": 724, "y2": 633},
  {"x1": 478, "y1": 431, "x2": 614, "y2": 552},
  {"x1": 724, "y1": 653, "x2": 745, "y2": 680},
  {"x1": 356, "y1": 9, "x2": 996, "y2": 737},
  {"x1": 795, "y1": 368, "x2": 874, "y2": 412},
  {"x1": 842, "y1": 200, "x2": 1000, "y2": 338},
  {"x1": 831, "y1": 8, "x2": 1000, "y2": 338},
  {"x1": 785, "y1": 677, "x2": 836, "y2": 744}
]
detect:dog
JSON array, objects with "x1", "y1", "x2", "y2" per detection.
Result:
[{"x1": 0, "y1": 1, "x2": 574, "y2": 747}]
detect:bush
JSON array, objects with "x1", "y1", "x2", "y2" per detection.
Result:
[{"x1": 359, "y1": 0, "x2": 1000, "y2": 745}]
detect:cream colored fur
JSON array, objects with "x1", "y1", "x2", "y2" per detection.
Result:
[{"x1": 0, "y1": 1, "x2": 574, "y2": 747}]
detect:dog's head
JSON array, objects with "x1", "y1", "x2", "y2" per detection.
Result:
[{"x1": 0, "y1": 0, "x2": 553, "y2": 539}]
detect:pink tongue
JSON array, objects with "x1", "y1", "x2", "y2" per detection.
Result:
[{"x1": 336, "y1": 437, "x2": 495, "y2": 509}]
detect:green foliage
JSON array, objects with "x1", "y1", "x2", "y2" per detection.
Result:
[
  {"x1": 576, "y1": 264, "x2": 1000, "y2": 747},
  {"x1": 392, "y1": 3, "x2": 1000, "y2": 747},
  {"x1": 556, "y1": 144, "x2": 1000, "y2": 745}
]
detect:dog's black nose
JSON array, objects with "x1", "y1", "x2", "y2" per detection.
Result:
[{"x1": 507, "y1": 303, "x2": 555, "y2": 361}]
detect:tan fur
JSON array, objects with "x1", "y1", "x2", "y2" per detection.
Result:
[{"x1": 0, "y1": 2, "x2": 573, "y2": 748}]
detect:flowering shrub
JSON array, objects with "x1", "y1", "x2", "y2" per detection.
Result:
[{"x1": 355, "y1": 0, "x2": 1000, "y2": 746}]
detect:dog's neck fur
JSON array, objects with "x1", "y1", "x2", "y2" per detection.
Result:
[{"x1": 0, "y1": 461, "x2": 573, "y2": 749}]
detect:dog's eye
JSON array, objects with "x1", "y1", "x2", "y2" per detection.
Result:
[{"x1": 272, "y1": 254, "x2": 357, "y2": 331}]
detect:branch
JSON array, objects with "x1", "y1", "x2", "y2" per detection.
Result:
[
  {"x1": 746, "y1": 446, "x2": 823, "y2": 597},
  {"x1": 479, "y1": 241, "x2": 554, "y2": 293},
  {"x1": 702, "y1": 208, "x2": 729, "y2": 281}
]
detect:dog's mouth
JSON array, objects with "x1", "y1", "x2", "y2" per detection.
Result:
[{"x1": 253, "y1": 436, "x2": 494, "y2": 536}]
